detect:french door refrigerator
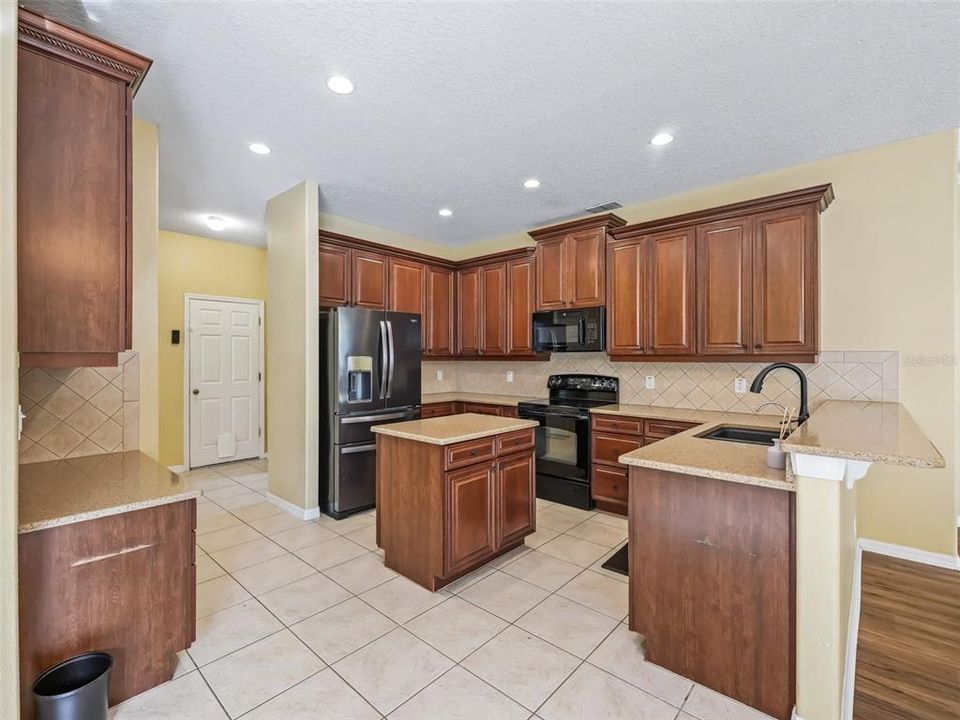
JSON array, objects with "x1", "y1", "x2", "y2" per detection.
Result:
[{"x1": 320, "y1": 307, "x2": 421, "y2": 518}]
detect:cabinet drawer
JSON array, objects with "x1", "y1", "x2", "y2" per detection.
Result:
[
  {"x1": 422, "y1": 402, "x2": 457, "y2": 418},
  {"x1": 461, "y1": 402, "x2": 501, "y2": 416},
  {"x1": 592, "y1": 415, "x2": 643, "y2": 436},
  {"x1": 591, "y1": 433, "x2": 642, "y2": 466},
  {"x1": 592, "y1": 464, "x2": 628, "y2": 503},
  {"x1": 499, "y1": 405, "x2": 519, "y2": 418},
  {"x1": 496, "y1": 429, "x2": 534, "y2": 455},
  {"x1": 643, "y1": 419, "x2": 697, "y2": 440},
  {"x1": 445, "y1": 436, "x2": 497, "y2": 470}
]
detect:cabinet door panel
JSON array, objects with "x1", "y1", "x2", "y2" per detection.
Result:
[
  {"x1": 457, "y1": 268, "x2": 481, "y2": 355},
  {"x1": 352, "y1": 251, "x2": 388, "y2": 309},
  {"x1": 606, "y1": 239, "x2": 645, "y2": 354},
  {"x1": 535, "y1": 237, "x2": 567, "y2": 310},
  {"x1": 507, "y1": 258, "x2": 535, "y2": 355},
  {"x1": 568, "y1": 229, "x2": 606, "y2": 308},
  {"x1": 647, "y1": 229, "x2": 696, "y2": 355},
  {"x1": 444, "y1": 463, "x2": 496, "y2": 576},
  {"x1": 481, "y1": 264, "x2": 507, "y2": 355},
  {"x1": 496, "y1": 452, "x2": 535, "y2": 548},
  {"x1": 425, "y1": 265, "x2": 454, "y2": 356},
  {"x1": 697, "y1": 219, "x2": 752, "y2": 354},
  {"x1": 319, "y1": 244, "x2": 351, "y2": 307},
  {"x1": 753, "y1": 207, "x2": 817, "y2": 354},
  {"x1": 460, "y1": 402, "x2": 500, "y2": 416},
  {"x1": 388, "y1": 258, "x2": 425, "y2": 315}
]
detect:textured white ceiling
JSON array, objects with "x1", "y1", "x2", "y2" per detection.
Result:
[{"x1": 24, "y1": 1, "x2": 960, "y2": 247}]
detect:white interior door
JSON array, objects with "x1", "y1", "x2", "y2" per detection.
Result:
[{"x1": 189, "y1": 297, "x2": 262, "y2": 468}]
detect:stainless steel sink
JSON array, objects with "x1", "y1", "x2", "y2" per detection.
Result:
[{"x1": 696, "y1": 426, "x2": 780, "y2": 446}]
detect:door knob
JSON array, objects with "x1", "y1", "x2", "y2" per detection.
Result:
[{"x1": 192, "y1": 389, "x2": 200, "y2": 395}]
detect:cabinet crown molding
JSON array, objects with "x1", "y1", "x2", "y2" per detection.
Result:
[
  {"x1": 611, "y1": 184, "x2": 834, "y2": 241},
  {"x1": 528, "y1": 213, "x2": 627, "y2": 242},
  {"x1": 18, "y1": 8, "x2": 152, "y2": 93}
]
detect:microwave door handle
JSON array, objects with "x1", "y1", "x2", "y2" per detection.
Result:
[
  {"x1": 578, "y1": 317, "x2": 585, "y2": 345},
  {"x1": 378, "y1": 320, "x2": 388, "y2": 400},
  {"x1": 386, "y1": 320, "x2": 395, "y2": 399}
]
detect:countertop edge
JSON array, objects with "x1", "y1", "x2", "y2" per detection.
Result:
[
  {"x1": 18, "y1": 489, "x2": 201, "y2": 535},
  {"x1": 620, "y1": 455, "x2": 795, "y2": 492},
  {"x1": 778, "y1": 441, "x2": 946, "y2": 469},
  {"x1": 373, "y1": 418, "x2": 538, "y2": 445},
  {"x1": 421, "y1": 392, "x2": 537, "y2": 407}
]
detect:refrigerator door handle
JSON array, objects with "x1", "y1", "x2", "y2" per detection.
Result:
[
  {"x1": 378, "y1": 320, "x2": 388, "y2": 400},
  {"x1": 386, "y1": 320, "x2": 396, "y2": 399},
  {"x1": 341, "y1": 410, "x2": 416, "y2": 424},
  {"x1": 341, "y1": 443, "x2": 377, "y2": 455}
]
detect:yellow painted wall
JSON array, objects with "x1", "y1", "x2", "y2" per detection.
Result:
[
  {"x1": 158, "y1": 231, "x2": 267, "y2": 466},
  {"x1": 0, "y1": 3, "x2": 19, "y2": 715}
]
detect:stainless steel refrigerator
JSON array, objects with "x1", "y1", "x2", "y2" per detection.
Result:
[{"x1": 320, "y1": 307, "x2": 421, "y2": 518}]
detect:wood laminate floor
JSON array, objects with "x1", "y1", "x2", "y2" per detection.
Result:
[{"x1": 853, "y1": 551, "x2": 960, "y2": 720}]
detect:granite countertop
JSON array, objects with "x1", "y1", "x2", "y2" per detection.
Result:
[
  {"x1": 19, "y1": 451, "x2": 200, "y2": 534},
  {"x1": 616, "y1": 413, "x2": 794, "y2": 491},
  {"x1": 780, "y1": 400, "x2": 945, "y2": 468},
  {"x1": 372, "y1": 413, "x2": 539, "y2": 445},
  {"x1": 422, "y1": 392, "x2": 538, "y2": 406}
]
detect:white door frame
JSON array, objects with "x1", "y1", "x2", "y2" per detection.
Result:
[{"x1": 183, "y1": 293, "x2": 265, "y2": 469}]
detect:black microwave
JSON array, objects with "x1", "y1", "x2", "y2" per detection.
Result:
[{"x1": 532, "y1": 307, "x2": 605, "y2": 353}]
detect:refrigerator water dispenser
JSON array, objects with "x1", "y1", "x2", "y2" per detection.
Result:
[{"x1": 346, "y1": 356, "x2": 373, "y2": 402}]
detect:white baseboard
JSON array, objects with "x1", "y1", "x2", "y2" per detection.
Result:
[
  {"x1": 168, "y1": 464, "x2": 188, "y2": 474},
  {"x1": 266, "y1": 492, "x2": 320, "y2": 521},
  {"x1": 858, "y1": 537, "x2": 960, "y2": 570}
]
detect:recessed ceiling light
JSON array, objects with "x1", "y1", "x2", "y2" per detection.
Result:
[
  {"x1": 523, "y1": 178, "x2": 541, "y2": 189},
  {"x1": 248, "y1": 142, "x2": 271, "y2": 155},
  {"x1": 205, "y1": 215, "x2": 227, "y2": 231},
  {"x1": 326, "y1": 75, "x2": 355, "y2": 95},
  {"x1": 438, "y1": 208, "x2": 453, "y2": 218},
  {"x1": 650, "y1": 132, "x2": 674, "y2": 146}
]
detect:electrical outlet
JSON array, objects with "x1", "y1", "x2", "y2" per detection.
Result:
[
  {"x1": 506, "y1": 371, "x2": 514, "y2": 383},
  {"x1": 735, "y1": 377, "x2": 748, "y2": 394},
  {"x1": 436, "y1": 370, "x2": 443, "y2": 382},
  {"x1": 645, "y1": 375, "x2": 656, "y2": 390}
]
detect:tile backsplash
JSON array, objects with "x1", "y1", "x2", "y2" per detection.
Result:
[
  {"x1": 18, "y1": 351, "x2": 140, "y2": 464},
  {"x1": 422, "y1": 351, "x2": 898, "y2": 415}
]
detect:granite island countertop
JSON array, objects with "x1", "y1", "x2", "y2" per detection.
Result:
[
  {"x1": 372, "y1": 413, "x2": 538, "y2": 445},
  {"x1": 19, "y1": 451, "x2": 200, "y2": 534},
  {"x1": 422, "y1": 392, "x2": 538, "y2": 406}
]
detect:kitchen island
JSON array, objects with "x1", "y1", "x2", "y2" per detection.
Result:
[
  {"x1": 373, "y1": 413, "x2": 538, "y2": 591},
  {"x1": 18, "y1": 452, "x2": 199, "y2": 719}
]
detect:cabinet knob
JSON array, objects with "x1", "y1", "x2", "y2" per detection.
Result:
[
  {"x1": 754, "y1": 343, "x2": 763, "y2": 349},
  {"x1": 470, "y1": 448, "x2": 479, "y2": 456}
]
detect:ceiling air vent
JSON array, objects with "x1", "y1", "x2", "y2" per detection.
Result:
[{"x1": 584, "y1": 201, "x2": 622, "y2": 213}]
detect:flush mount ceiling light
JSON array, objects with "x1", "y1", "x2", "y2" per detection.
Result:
[
  {"x1": 522, "y1": 178, "x2": 541, "y2": 189},
  {"x1": 437, "y1": 208, "x2": 453, "y2": 217},
  {"x1": 650, "y1": 132, "x2": 674, "y2": 146},
  {"x1": 248, "y1": 142, "x2": 271, "y2": 155},
  {"x1": 204, "y1": 215, "x2": 227, "y2": 231},
  {"x1": 326, "y1": 75, "x2": 355, "y2": 95}
]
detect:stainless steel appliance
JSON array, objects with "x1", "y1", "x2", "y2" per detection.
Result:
[
  {"x1": 320, "y1": 307, "x2": 422, "y2": 518},
  {"x1": 517, "y1": 374, "x2": 618, "y2": 510},
  {"x1": 532, "y1": 307, "x2": 605, "y2": 353}
]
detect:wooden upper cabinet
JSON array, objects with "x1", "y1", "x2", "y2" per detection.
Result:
[
  {"x1": 481, "y1": 264, "x2": 507, "y2": 355},
  {"x1": 507, "y1": 257, "x2": 535, "y2": 355},
  {"x1": 753, "y1": 205, "x2": 817, "y2": 355},
  {"x1": 388, "y1": 258, "x2": 425, "y2": 315},
  {"x1": 352, "y1": 250, "x2": 388, "y2": 309},
  {"x1": 646, "y1": 228, "x2": 696, "y2": 355},
  {"x1": 319, "y1": 243, "x2": 351, "y2": 307},
  {"x1": 535, "y1": 237, "x2": 566, "y2": 310},
  {"x1": 457, "y1": 267, "x2": 481, "y2": 356},
  {"x1": 531, "y1": 214, "x2": 626, "y2": 311},
  {"x1": 17, "y1": 8, "x2": 151, "y2": 368},
  {"x1": 425, "y1": 265, "x2": 454, "y2": 356},
  {"x1": 606, "y1": 238, "x2": 646, "y2": 355},
  {"x1": 697, "y1": 218, "x2": 753, "y2": 355}
]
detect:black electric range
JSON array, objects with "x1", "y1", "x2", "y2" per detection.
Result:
[{"x1": 517, "y1": 374, "x2": 618, "y2": 510}]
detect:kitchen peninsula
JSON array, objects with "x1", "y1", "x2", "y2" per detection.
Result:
[{"x1": 373, "y1": 413, "x2": 538, "y2": 590}]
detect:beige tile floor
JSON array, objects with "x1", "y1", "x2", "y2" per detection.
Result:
[{"x1": 109, "y1": 458, "x2": 776, "y2": 720}]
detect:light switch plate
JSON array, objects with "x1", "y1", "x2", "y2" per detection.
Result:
[
  {"x1": 645, "y1": 375, "x2": 655, "y2": 389},
  {"x1": 735, "y1": 377, "x2": 748, "y2": 394},
  {"x1": 436, "y1": 370, "x2": 443, "y2": 381},
  {"x1": 506, "y1": 371, "x2": 514, "y2": 383}
]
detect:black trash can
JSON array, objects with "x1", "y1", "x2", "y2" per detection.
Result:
[{"x1": 32, "y1": 652, "x2": 112, "y2": 720}]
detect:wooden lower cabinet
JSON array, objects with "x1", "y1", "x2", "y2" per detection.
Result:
[
  {"x1": 421, "y1": 401, "x2": 461, "y2": 418},
  {"x1": 628, "y1": 467, "x2": 795, "y2": 720},
  {"x1": 461, "y1": 402, "x2": 501, "y2": 416},
  {"x1": 590, "y1": 414, "x2": 696, "y2": 515},
  {"x1": 377, "y1": 431, "x2": 535, "y2": 590},
  {"x1": 18, "y1": 500, "x2": 196, "y2": 720},
  {"x1": 422, "y1": 401, "x2": 520, "y2": 419}
]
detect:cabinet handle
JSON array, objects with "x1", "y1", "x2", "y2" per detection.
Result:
[
  {"x1": 470, "y1": 448, "x2": 479, "y2": 456},
  {"x1": 754, "y1": 343, "x2": 763, "y2": 349}
]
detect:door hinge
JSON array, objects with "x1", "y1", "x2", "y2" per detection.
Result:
[
  {"x1": 258, "y1": 427, "x2": 262, "y2": 438},
  {"x1": 259, "y1": 316, "x2": 262, "y2": 326},
  {"x1": 258, "y1": 372, "x2": 262, "y2": 382}
]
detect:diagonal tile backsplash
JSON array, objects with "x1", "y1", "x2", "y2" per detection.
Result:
[
  {"x1": 422, "y1": 351, "x2": 898, "y2": 415},
  {"x1": 18, "y1": 351, "x2": 140, "y2": 464}
]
